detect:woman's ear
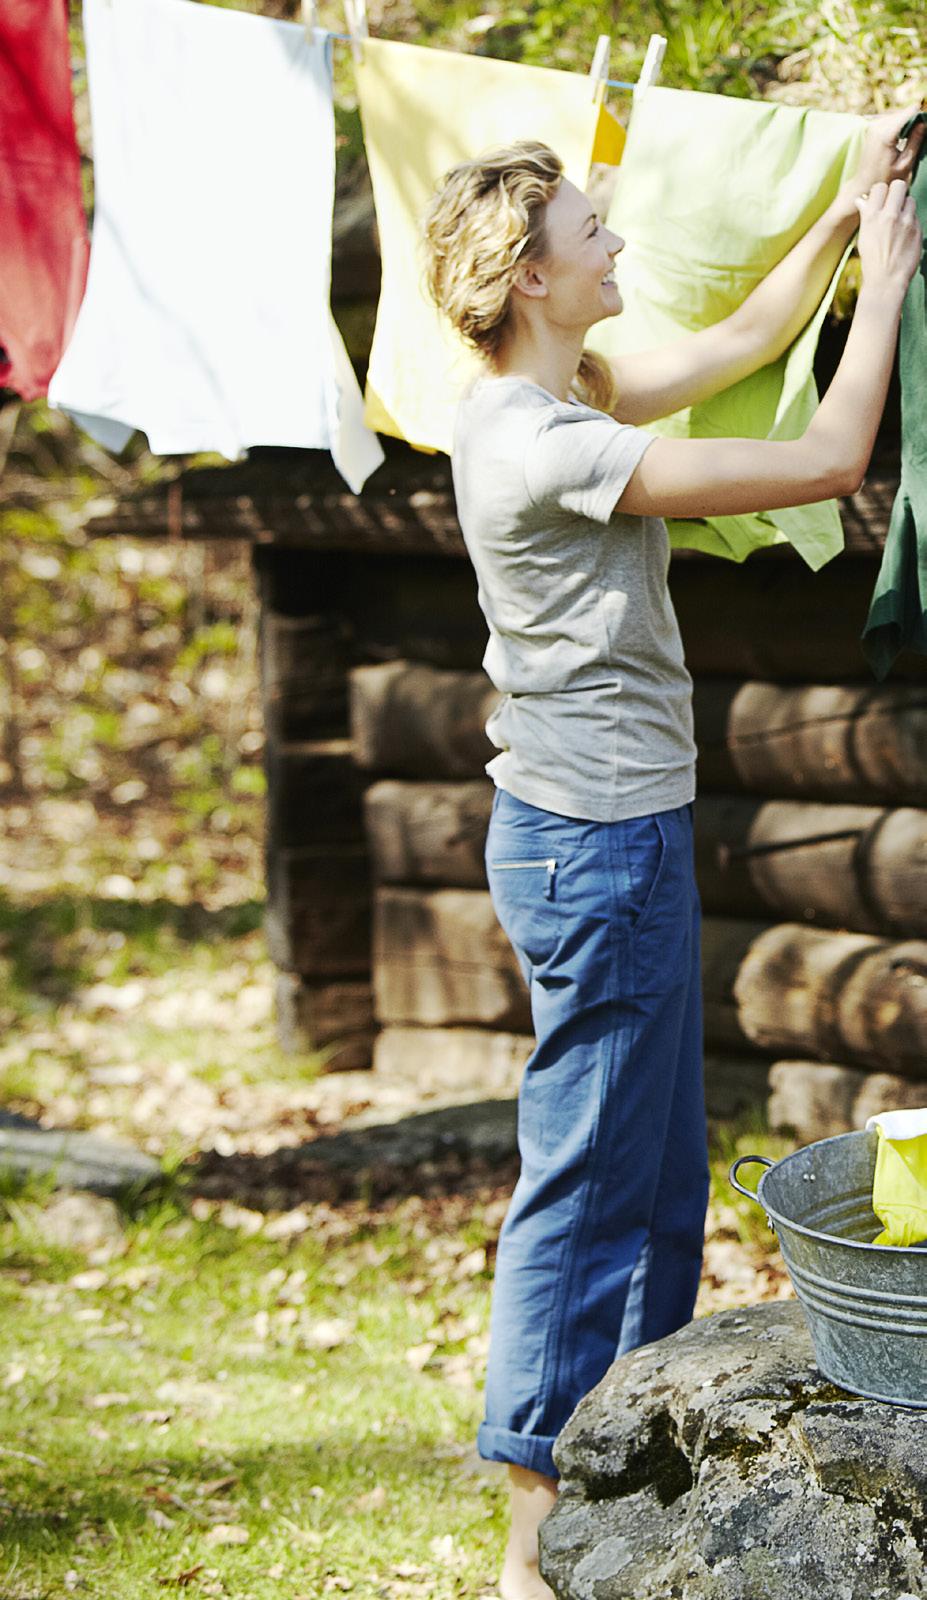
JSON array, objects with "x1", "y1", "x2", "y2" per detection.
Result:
[{"x1": 512, "y1": 263, "x2": 549, "y2": 301}]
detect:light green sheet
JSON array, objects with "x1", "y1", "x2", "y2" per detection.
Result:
[{"x1": 589, "y1": 87, "x2": 866, "y2": 568}]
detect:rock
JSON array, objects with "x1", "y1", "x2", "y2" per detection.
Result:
[
  {"x1": 303, "y1": 1098, "x2": 518, "y2": 1171},
  {"x1": 36, "y1": 1192, "x2": 126, "y2": 1254},
  {"x1": 0, "y1": 1121, "x2": 160, "y2": 1196},
  {"x1": 542, "y1": 1302, "x2": 927, "y2": 1600}
]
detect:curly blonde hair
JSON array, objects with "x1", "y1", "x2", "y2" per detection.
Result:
[{"x1": 421, "y1": 140, "x2": 618, "y2": 414}]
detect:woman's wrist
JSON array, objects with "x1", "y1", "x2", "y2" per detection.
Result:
[
  {"x1": 830, "y1": 181, "x2": 868, "y2": 233},
  {"x1": 856, "y1": 276, "x2": 908, "y2": 313}
]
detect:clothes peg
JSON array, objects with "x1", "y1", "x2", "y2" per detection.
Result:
[
  {"x1": 301, "y1": 0, "x2": 318, "y2": 37},
  {"x1": 588, "y1": 35, "x2": 610, "y2": 103},
  {"x1": 634, "y1": 34, "x2": 666, "y2": 98},
  {"x1": 344, "y1": 0, "x2": 368, "y2": 64}
]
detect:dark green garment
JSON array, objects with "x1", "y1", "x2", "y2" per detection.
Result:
[{"x1": 862, "y1": 114, "x2": 927, "y2": 678}]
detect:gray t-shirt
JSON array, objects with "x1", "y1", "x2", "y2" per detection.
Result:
[{"x1": 451, "y1": 375, "x2": 696, "y2": 822}]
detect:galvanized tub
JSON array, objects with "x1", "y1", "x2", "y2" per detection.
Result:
[{"x1": 730, "y1": 1129, "x2": 927, "y2": 1407}]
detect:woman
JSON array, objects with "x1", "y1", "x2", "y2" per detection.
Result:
[{"x1": 422, "y1": 108, "x2": 923, "y2": 1600}]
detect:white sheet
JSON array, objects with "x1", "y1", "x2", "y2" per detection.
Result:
[{"x1": 50, "y1": 0, "x2": 382, "y2": 491}]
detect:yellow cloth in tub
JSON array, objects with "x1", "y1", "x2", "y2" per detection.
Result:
[{"x1": 866, "y1": 1109, "x2": 927, "y2": 1248}]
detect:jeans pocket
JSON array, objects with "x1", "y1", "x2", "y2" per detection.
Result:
[
  {"x1": 625, "y1": 814, "x2": 668, "y2": 931},
  {"x1": 487, "y1": 856, "x2": 561, "y2": 970}
]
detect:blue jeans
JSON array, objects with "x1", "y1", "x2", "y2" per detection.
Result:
[{"x1": 477, "y1": 788, "x2": 708, "y2": 1479}]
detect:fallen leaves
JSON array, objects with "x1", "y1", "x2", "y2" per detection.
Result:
[
  {"x1": 304, "y1": 1317, "x2": 354, "y2": 1352},
  {"x1": 404, "y1": 1341, "x2": 436, "y2": 1372},
  {"x1": 203, "y1": 1523, "x2": 249, "y2": 1547},
  {"x1": 157, "y1": 1563, "x2": 204, "y2": 1588}
]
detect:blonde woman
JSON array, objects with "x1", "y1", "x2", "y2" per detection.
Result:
[{"x1": 423, "y1": 109, "x2": 922, "y2": 1600}]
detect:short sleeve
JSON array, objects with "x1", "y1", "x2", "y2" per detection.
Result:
[{"x1": 524, "y1": 404, "x2": 655, "y2": 524}]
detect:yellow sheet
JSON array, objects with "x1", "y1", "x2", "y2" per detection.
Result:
[
  {"x1": 356, "y1": 37, "x2": 621, "y2": 454},
  {"x1": 589, "y1": 86, "x2": 866, "y2": 567}
]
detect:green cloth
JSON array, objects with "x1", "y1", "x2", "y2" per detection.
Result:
[
  {"x1": 589, "y1": 87, "x2": 865, "y2": 568},
  {"x1": 861, "y1": 113, "x2": 927, "y2": 679}
]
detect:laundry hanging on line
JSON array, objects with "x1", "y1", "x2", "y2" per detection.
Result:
[
  {"x1": 356, "y1": 36, "x2": 625, "y2": 456},
  {"x1": 0, "y1": 0, "x2": 90, "y2": 402},
  {"x1": 861, "y1": 111, "x2": 927, "y2": 679},
  {"x1": 589, "y1": 86, "x2": 867, "y2": 567},
  {"x1": 48, "y1": 0, "x2": 382, "y2": 492}
]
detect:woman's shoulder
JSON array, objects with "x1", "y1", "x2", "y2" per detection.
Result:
[{"x1": 453, "y1": 375, "x2": 587, "y2": 455}]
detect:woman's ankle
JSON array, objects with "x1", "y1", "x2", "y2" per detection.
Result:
[{"x1": 500, "y1": 1465, "x2": 558, "y2": 1599}]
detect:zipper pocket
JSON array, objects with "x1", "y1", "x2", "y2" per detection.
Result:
[{"x1": 490, "y1": 858, "x2": 558, "y2": 899}]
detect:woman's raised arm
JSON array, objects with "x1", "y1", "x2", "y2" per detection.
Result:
[
  {"x1": 610, "y1": 107, "x2": 924, "y2": 429},
  {"x1": 616, "y1": 179, "x2": 921, "y2": 520}
]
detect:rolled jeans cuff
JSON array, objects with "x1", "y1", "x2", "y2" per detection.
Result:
[{"x1": 477, "y1": 1422, "x2": 560, "y2": 1480}]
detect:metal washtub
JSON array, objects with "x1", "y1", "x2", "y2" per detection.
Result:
[{"x1": 730, "y1": 1129, "x2": 927, "y2": 1407}]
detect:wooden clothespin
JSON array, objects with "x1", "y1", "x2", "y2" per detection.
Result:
[
  {"x1": 634, "y1": 34, "x2": 666, "y2": 99},
  {"x1": 588, "y1": 35, "x2": 610, "y2": 104},
  {"x1": 301, "y1": 0, "x2": 318, "y2": 38},
  {"x1": 344, "y1": 0, "x2": 368, "y2": 65}
]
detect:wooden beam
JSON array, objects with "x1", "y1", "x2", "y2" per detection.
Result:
[
  {"x1": 265, "y1": 843, "x2": 371, "y2": 976},
  {"x1": 767, "y1": 1059, "x2": 927, "y2": 1144},
  {"x1": 719, "y1": 917, "x2": 927, "y2": 1077},
  {"x1": 373, "y1": 1024, "x2": 771, "y2": 1121},
  {"x1": 695, "y1": 679, "x2": 927, "y2": 804},
  {"x1": 364, "y1": 779, "x2": 492, "y2": 886},
  {"x1": 266, "y1": 740, "x2": 365, "y2": 850},
  {"x1": 373, "y1": 886, "x2": 531, "y2": 1032},
  {"x1": 349, "y1": 664, "x2": 927, "y2": 799},
  {"x1": 695, "y1": 793, "x2": 927, "y2": 937},
  {"x1": 671, "y1": 552, "x2": 926, "y2": 682},
  {"x1": 274, "y1": 973, "x2": 374, "y2": 1069},
  {"x1": 83, "y1": 455, "x2": 901, "y2": 559},
  {"x1": 351, "y1": 661, "x2": 498, "y2": 777},
  {"x1": 362, "y1": 781, "x2": 927, "y2": 940}
]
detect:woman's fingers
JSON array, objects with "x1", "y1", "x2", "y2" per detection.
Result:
[
  {"x1": 898, "y1": 119, "x2": 927, "y2": 171},
  {"x1": 886, "y1": 175, "x2": 913, "y2": 213},
  {"x1": 858, "y1": 105, "x2": 925, "y2": 189}
]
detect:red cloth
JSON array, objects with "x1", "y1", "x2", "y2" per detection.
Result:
[{"x1": 0, "y1": 0, "x2": 89, "y2": 400}]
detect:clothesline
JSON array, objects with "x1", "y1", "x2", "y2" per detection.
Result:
[{"x1": 324, "y1": 31, "x2": 638, "y2": 90}]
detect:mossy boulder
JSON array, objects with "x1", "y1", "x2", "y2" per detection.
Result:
[{"x1": 542, "y1": 1301, "x2": 927, "y2": 1600}]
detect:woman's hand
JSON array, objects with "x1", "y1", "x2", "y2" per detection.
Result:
[
  {"x1": 855, "y1": 178, "x2": 923, "y2": 296},
  {"x1": 853, "y1": 105, "x2": 925, "y2": 195}
]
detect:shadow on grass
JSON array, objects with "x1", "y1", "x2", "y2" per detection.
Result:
[
  {"x1": 185, "y1": 1099, "x2": 521, "y2": 1210},
  {"x1": 0, "y1": 1435, "x2": 497, "y2": 1569},
  {"x1": 0, "y1": 890, "x2": 264, "y2": 1003}
]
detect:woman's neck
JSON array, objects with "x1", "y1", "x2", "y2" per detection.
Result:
[{"x1": 490, "y1": 326, "x2": 584, "y2": 403}]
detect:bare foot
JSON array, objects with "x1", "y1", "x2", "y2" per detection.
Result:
[{"x1": 499, "y1": 1464, "x2": 558, "y2": 1600}]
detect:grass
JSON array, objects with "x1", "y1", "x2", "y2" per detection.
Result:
[
  {"x1": 0, "y1": 1111, "x2": 796, "y2": 1600},
  {"x1": 0, "y1": 1179, "x2": 508, "y2": 1600}
]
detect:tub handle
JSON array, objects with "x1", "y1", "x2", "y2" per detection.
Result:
[{"x1": 728, "y1": 1154, "x2": 773, "y2": 1204}]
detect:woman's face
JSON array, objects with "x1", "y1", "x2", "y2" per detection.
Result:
[{"x1": 518, "y1": 178, "x2": 624, "y2": 330}]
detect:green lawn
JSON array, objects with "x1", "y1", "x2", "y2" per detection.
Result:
[{"x1": 0, "y1": 1175, "x2": 509, "y2": 1600}]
